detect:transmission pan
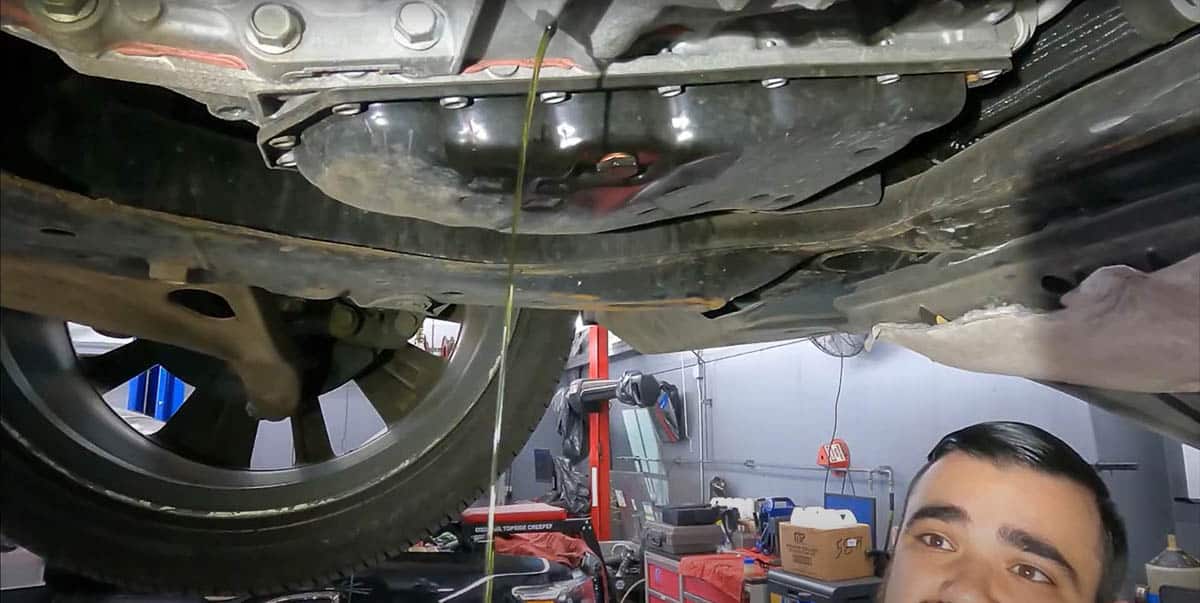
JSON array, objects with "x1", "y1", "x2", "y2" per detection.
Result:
[{"x1": 293, "y1": 74, "x2": 964, "y2": 234}]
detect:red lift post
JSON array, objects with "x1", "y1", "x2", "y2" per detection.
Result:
[{"x1": 586, "y1": 325, "x2": 612, "y2": 540}]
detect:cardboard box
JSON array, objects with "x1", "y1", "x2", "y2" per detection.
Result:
[{"x1": 778, "y1": 522, "x2": 874, "y2": 581}]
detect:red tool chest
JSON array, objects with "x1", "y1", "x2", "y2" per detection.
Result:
[{"x1": 645, "y1": 550, "x2": 741, "y2": 603}]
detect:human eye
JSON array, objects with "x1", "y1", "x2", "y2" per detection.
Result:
[
  {"x1": 916, "y1": 532, "x2": 956, "y2": 552},
  {"x1": 1009, "y1": 563, "x2": 1055, "y2": 585}
]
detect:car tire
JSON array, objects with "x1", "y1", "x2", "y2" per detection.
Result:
[{"x1": 0, "y1": 308, "x2": 573, "y2": 594}]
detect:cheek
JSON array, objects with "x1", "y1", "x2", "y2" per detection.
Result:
[{"x1": 881, "y1": 549, "x2": 947, "y2": 603}]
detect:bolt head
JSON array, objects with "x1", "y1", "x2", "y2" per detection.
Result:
[
  {"x1": 249, "y1": 3, "x2": 303, "y2": 54},
  {"x1": 967, "y1": 68, "x2": 1006, "y2": 87},
  {"x1": 331, "y1": 103, "x2": 363, "y2": 116},
  {"x1": 486, "y1": 64, "x2": 521, "y2": 77},
  {"x1": 596, "y1": 152, "x2": 639, "y2": 179},
  {"x1": 395, "y1": 1, "x2": 440, "y2": 49},
  {"x1": 276, "y1": 150, "x2": 297, "y2": 168},
  {"x1": 657, "y1": 85, "x2": 684, "y2": 98},
  {"x1": 875, "y1": 73, "x2": 901, "y2": 85},
  {"x1": 40, "y1": 0, "x2": 96, "y2": 23},
  {"x1": 268, "y1": 135, "x2": 298, "y2": 149},
  {"x1": 391, "y1": 312, "x2": 420, "y2": 337},
  {"x1": 213, "y1": 105, "x2": 248, "y2": 120},
  {"x1": 439, "y1": 96, "x2": 470, "y2": 109},
  {"x1": 328, "y1": 303, "x2": 361, "y2": 338},
  {"x1": 982, "y1": 2, "x2": 1013, "y2": 24},
  {"x1": 538, "y1": 91, "x2": 569, "y2": 105},
  {"x1": 761, "y1": 77, "x2": 788, "y2": 89},
  {"x1": 119, "y1": 0, "x2": 162, "y2": 24}
]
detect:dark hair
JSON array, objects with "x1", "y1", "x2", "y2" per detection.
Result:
[{"x1": 903, "y1": 422, "x2": 1127, "y2": 603}]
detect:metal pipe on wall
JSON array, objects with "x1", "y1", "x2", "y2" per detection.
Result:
[
  {"x1": 676, "y1": 457, "x2": 893, "y2": 487},
  {"x1": 612, "y1": 456, "x2": 670, "y2": 479},
  {"x1": 677, "y1": 351, "x2": 692, "y2": 462},
  {"x1": 665, "y1": 457, "x2": 896, "y2": 499},
  {"x1": 692, "y1": 350, "x2": 708, "y2": 502}
]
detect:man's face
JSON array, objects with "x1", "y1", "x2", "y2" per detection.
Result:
[{"x1": 881, "y1": 452, "x2": 1105, "y2": 603}]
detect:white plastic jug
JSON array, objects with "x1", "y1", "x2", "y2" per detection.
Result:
[{"x1": 789, "y1": 506, "x2": 858, "y2": 528}]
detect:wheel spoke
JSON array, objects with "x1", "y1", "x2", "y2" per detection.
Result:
[
  {"x1": 153, "y1": 389, "x2": 259, "y2": 468},
  {"x1": 355, "y1": 343, "x2": 447, "y2": 425},
  {"x1": 77, "y1": 339, "x2": 159, "y2": 393},
  {"x1": 292, "y1": 399, "x2": 334, "y2": 464}
]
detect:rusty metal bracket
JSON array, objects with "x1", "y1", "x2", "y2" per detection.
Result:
[
  {"x1": 0, "y1": 257, "x2": 302, "y2": 419},
  {"x1": 0, "y1": 173, "x2": 794, "y2": 311}
]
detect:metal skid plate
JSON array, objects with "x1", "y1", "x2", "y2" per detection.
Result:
[{"x1": 292, "y1": 73, "x2": 965, "y2": 233}]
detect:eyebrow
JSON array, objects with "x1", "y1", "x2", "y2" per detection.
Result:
[
  {"x1": 905, "y1": 504, "x2": 970, "y2": 528},
  {"x1": 904, "y1": 507, "x2": 1082, "y2": 588},
  {"x1": 998, "y1": 526, "x2": 1080, "y2": 587}
]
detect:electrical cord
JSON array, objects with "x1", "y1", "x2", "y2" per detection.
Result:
[
  {"x1": 619, "y1": 578, "x2": 647, "y2": 603},
  {"x1": 339, "y1": 386, "x2": 350, "y2": 452},
  {"x1": 822, "y1": 355, "x2": 845, "y2": 494},
  {"x1": 840, "y1": 470, "x2": 857, "y2": 495}
]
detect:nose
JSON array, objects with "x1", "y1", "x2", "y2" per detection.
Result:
[{"x1": 935, "y1": 556, "x2": 999, "y2": 603}]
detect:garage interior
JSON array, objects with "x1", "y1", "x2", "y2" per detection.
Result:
[
  {"x1": 520, "y1": 326, "x2": 1200, "y2": 602},
  {"x1": 5, "y1": 319, "x2": 1196, "y2": 602}
]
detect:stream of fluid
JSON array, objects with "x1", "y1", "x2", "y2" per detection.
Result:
[{"x1": 482, "y1": 21, "x2": 557, "y2": 603}]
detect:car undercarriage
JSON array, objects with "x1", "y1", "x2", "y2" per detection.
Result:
[{"x1": 1, "y1": 0, "x2": 1197, "y2": 594}]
